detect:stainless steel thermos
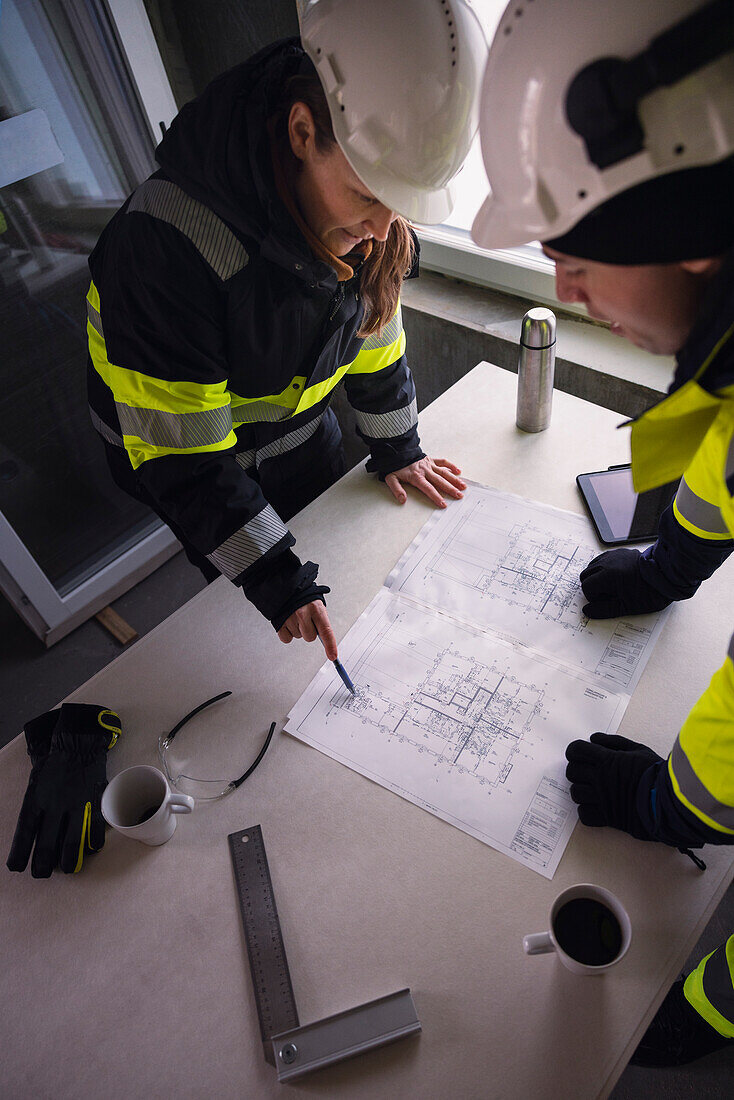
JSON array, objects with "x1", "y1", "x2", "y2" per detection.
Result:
[{"x1": 516, "y1": 307, "x2": 557, "y2": 432}]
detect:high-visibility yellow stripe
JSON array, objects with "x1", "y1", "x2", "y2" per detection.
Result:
[
  {"x1": 91, "y1": 352, "x2": 232, "y2": 417},
  {"x1": 97, "y1": 708, "x2": 121, "y2": 748},
  {"x1": 74, "y1": 802, "x2": 92, "y2": 873},
  {"x1": 668, "y1": 651, "x2": 734, "y2": 834},
  {"x1": 122, "y1": 437, "x2": 236, "y2": 470},
  {"x1": 673, "y1": 497, "x2": 732, "y2": 540},
  {"x1": 668, "y1": 756, "x2": 734, "y2": 835},
  {"x1": 684, "y1": 942, "x2": 734, "y2": 1037},
  {"x1": 348, "y1": 329, "x2": 407, "y2": 375},
  {"x1": 87, "y1": 282, "x2": 238, "y2": 468},
  {"x1": 88, "y1": 282, "x2": 232, "y2": 414},
  {"x1": 294, "y1": 361, "x2": 354, "y2": 415},
  {"x1": 230, "y1": 377, "x2": 306, "y2": 420},
  {"x1": 671, "y1": 407, "x2": 734, "y2": 539}
]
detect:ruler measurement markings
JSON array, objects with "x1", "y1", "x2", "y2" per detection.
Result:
[{"x1": 229, "y1": 826, "x2": 299, "y2": 1053}]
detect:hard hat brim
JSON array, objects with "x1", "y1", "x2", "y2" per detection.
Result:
[
  {"x1": 471, "y1": 194, "x2": 534, "y2": 251},
  {"x1": 337, "y1": 138, "x2": 456, "y2": 226}
]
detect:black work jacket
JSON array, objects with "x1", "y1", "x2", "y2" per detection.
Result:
[{"x1": 86, "y1": 39, "x2": 423, "y2": 625}]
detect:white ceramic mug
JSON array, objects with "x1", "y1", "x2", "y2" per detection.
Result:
[
  {"x1": 523, "y1": 883, "x2": 632, "y2": 975},
  {"x1": 102, "y1": 765, "x2": 194, "y2": 846}
]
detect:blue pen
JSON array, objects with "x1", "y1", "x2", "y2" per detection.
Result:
[
  {"x1": 333, "y1": 657, "x2": 356, "y2": 695},
  {"x1": 318, "y1": 633, "x2": 356, "y2": 694}
]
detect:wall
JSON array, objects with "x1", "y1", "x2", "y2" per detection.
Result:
[{"x1": 143, "y1": 0, "x2": 299, "y2": 104}]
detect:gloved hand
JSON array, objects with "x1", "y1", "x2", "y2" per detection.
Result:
[
  {"x1": 7, "y1": 703, "x2": 121, "y2": 878},
  {"x1": 580, "y1": 548, "x2": 674, "y2": 618},
  {"x1": 565, "y1": 732, "x2": 663, "y2": 840}
]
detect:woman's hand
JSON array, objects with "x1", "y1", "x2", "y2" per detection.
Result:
[
  {"x1": 384, "y1": 457, "x2": 466, "y2": 509},
  {"x1": 277, "y1": 600, "x2": 338, "y2": 660}
]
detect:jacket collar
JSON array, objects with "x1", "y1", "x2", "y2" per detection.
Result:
[
  {"x1": 671, "y1": 248, "x2": 734, "y2": 396},
  {"x1": 629, "y1": 250, "x2": 734, "y2": 492}
]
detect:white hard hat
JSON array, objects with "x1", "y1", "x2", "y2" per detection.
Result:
[
  {"x1": 471, "y1": 0, "x2": 734, "y2": 250},
  {"x1": 298, "y1": 0, "x2": 487, "y2": 225}
]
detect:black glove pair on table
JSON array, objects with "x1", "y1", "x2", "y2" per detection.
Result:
[{"x1": 7, "y1": 704, "x2": 120, "y2": 878}]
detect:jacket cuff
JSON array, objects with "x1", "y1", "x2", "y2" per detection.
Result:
[
  {"x1": 240, "y1": 550, "x2": 328, "y2": 629},
  {"x1": 638, "y1": 757, "x2": 726, "y2": 847},
  {"x1": 365, "y1": 432, "x2": 425, "y2": 479},
  {"x1": 642, "y1": 504, "x2": 734, "y2": 602}
]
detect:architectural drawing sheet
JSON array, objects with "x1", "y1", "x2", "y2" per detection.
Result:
[
  {"x1": 286, "y1": 485, "x2": 668, "y2": 878},
  {"x1": 386, "y1": 485, "x2": 666, "y2": 692}
]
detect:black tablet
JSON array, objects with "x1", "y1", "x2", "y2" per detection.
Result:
[{"x1": 576, "y1": 465, "x2": 679, "y2": 545}]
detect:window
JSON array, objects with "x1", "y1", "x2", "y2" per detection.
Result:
[{"x1": 416, "y1": 0, "x2": 564, "y2": 311}]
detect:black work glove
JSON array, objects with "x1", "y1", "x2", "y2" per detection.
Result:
[
  {"x1": 580, "y1": 548, "x2": 674, "y2": 618},
  {"x1": 7, "y1": 703, "x2": 121, "y2": 878},
  {"x1": 565, "y1": 732, "x2": 663, "y2": 841}
]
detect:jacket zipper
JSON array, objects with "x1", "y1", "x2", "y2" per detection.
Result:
[{"x1": 328, "y1": 285, "x2": 345, "y2": 322}]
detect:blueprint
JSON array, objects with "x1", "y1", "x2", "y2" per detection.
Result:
[
  {"x1": 386, "y1": 485, "x2": 666, "y2": 692},
  {"x1": 286, "y1": 485, "x2": 668, "y2": 878}
]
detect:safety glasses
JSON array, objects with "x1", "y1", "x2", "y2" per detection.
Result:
[{"x1": 158, "y1": 691, "x2": 276, "y2": 802}]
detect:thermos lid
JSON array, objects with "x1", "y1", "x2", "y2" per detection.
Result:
[{"x1": 520, "y1": 307, "x2": 556, "y2": 349}]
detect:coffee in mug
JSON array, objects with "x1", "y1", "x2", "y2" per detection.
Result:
[
  {"x1": 553, "y1": 897, "x2": 623, "y2": 967},
  {"x1": 523, "y1": 883, "x2": 631, "y2": 975}
]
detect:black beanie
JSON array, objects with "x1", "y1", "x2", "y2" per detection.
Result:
[{"x1": 544, "y1": 156, "x2": 734, "y2": 264}]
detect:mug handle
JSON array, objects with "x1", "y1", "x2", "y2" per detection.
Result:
[
  {"x1": 523, "y1": 932, "x2": 555, "y2": 955},
  {"x1": 168, "y1": 792, "x2": 195, "y2": 814}
]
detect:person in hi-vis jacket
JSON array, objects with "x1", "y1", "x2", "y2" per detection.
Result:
[
  {"x1": 472, "y1": 0, "x2": 734, "y2": 1068},
  {"x1": 86, "y1": 2, "x2": 487, "y2": 659}
]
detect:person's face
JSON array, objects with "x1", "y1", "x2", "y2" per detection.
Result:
[
  {"x1": 542, "y1": 247, "x2": 721, "y2": 356},
  {"x1": 289, "y1": 102, "x2": 397, "y2": 257}
]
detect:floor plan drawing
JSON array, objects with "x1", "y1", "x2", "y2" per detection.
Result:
[
  {"x1": 287, "y1": 591, "x2": 626, "y2": 877},
  {"x1": 286, "y1": 485, "x2": 668, "y2": 878},
  {"x1": 386, "y1": 484, "x2": 667, "y2": 691}
]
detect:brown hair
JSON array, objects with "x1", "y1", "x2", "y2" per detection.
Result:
[{"x1": 273, "y1": 73, "x2": 415, "y2": 337}]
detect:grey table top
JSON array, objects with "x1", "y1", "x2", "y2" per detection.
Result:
[{"x1": 2, "y1": 363, "x2": 732, "y2": 1099}]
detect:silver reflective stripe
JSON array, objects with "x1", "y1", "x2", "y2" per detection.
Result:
[
  {"x1": 675, "y1": 477, "x2": 731, "y2": 535},
  {"x1": 207, "y1": 504, "x2": 289, "y2": 579},
  {"x1": 253, "y1": 413, "x2": 324, "y2": 468},
  {"x1": 86, "y1": 298, "x2": 103, "y2": 338},
  {"x1": 727, "y1": 434, "x2": 734, "y2": 480},
  {"x1": 354, "y1": 397, "x2": 418, "y2": 439},
  {"x1": 670, "y1": 740, "x2": 734, "y2": 831},
  {"x1": 116, "y1": 401, "x2": 233, "y2": 449},
  {"x1": 361, "y1": 305, "x2": 403, "y2": 350},
  {"x1": 233, "y1": 414, "x2": 324, "y2": 476},
  {"x1": 128, "y1": 180, "x2": 248, "y2": 281},
  {"x1": 232, "y1": 400, "x2": 295, "y2": 425},
  {"x1": 235, "y1": 449, "x2": 256, "y2": 472},
  {"x1": 90, "y1": 407, "x2": 123, "y2": 447},
  {"x1": 729, "y1": 632, "x2": 734, "y2": 664}
]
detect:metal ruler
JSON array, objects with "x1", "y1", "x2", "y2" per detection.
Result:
[{"x1": 228, "y1": 825, "x2": 421, "y2": 1083}]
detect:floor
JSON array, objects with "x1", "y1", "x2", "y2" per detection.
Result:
[{"x1": 1, "y1": 550, "x2": 732, "y2": 1096}]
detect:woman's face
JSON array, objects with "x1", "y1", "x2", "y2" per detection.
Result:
[{"x1": 289, "y1": 102, "x2": 396, "y2": 257}]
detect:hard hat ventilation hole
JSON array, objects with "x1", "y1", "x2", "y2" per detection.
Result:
[
  {"x1": 577, "y1": 190, "x2": 587, "y2": 200},
  {"x1": 674, "y1": 144, "x2": 685, "y2": 155},
  {"x1": 504, "y1": 27, "x2": 512, "y2": 36}
]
